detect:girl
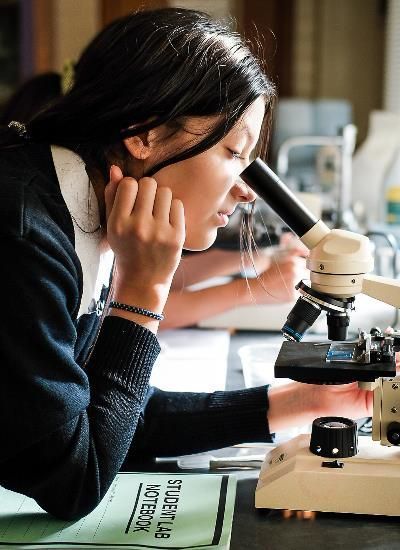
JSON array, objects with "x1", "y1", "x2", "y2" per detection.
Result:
[
  {"x1": 1, "y1": 74, "x2": 306, "y2": 330},
  {"x1": 0, "y1": 8, "x2": 372, "y2": 520}
]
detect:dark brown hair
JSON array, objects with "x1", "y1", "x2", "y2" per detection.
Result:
[{"x1": 1, "y1": 8, "x2": 275, "y2": 180}]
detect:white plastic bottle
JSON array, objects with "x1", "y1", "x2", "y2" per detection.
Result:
[{"x1": 384, "y1": 149, "x2": 400, "y2": 225}]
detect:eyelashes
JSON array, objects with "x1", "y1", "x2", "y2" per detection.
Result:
[{"x1": 228, "y1": 148, "x2": 245, "y2": 160}]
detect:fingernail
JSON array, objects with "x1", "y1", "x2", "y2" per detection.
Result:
[{"x1": 109, "y1": 165, "x2": 116, "y2": 182}]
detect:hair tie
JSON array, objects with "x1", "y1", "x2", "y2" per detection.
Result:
[
  {"x1": 61, "y1": 59, "x2": 75, "y2": 94},
  {"x1": 8, "y1": 121, "x2": 29, "y2": 140}
]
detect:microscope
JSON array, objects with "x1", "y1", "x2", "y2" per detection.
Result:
[{"x1": 240, "y1": 158, "x2": 400, "y2": 516}]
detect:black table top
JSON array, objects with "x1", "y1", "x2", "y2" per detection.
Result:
[
  {"x1": 231, "y1": 473, "x2": 400, "y2": 550},
  {"x1": 227, "y1": 330, "x2": 400, "y2": 549}
]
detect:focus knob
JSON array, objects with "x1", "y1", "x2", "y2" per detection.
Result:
[
  {"x1": 309, "y1": 416, "x2": 358, "y2": 458},
  {"x1": 387, "y1": 422, "x2": 400, "y2": 446}
]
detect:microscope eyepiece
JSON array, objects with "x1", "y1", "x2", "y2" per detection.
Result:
[{"x1": 240, "y1": 158, "x2": 318, "y2": 237}]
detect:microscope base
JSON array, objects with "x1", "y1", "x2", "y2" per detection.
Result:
[{"x1": 256, "y1": 433, "x2": 400, "y2": 516}]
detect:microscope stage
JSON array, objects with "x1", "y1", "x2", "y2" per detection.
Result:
[{"x1": 275, "y1": 341, "x2": 396, "y2": 384}]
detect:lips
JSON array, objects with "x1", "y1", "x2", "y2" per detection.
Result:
[{"x1": 216, "y1": 213, "x2": 230, "y2": 227}]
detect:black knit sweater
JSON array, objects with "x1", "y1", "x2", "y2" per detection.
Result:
[{"x1": 0, "y1": 143, "x2": 271, "y2": 520}]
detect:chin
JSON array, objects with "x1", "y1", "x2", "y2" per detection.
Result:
[{"x1": 183, "y1": 229, "x2": 217, "y2": 252}]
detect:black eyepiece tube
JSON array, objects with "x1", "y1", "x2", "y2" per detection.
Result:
[{"x1": 240, "y1": 158, "x2": 318, "y2": 238}]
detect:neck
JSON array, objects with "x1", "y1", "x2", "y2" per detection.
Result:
[{"x1": 85, "y1": 165, "x2": 107, "y2": 225}]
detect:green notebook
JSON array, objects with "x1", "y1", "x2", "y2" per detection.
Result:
[{"x1": 0, "y1": 472, "x2": 236, "y2": 549}]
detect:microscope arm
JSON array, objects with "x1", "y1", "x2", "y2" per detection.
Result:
[
  {"x1": 352, "y1": 272, "x2": 400, "y2": 446},
  {"x1": 362, "y1": 273, "x2": 400, "y2": 309},
  {"x1": 241, "y1": 158, "x2": 400, "y2": 446}
]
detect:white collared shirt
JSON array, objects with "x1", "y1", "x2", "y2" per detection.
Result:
[{"x1": 51, "y1": 145, "x2": 114, "y2": 318}]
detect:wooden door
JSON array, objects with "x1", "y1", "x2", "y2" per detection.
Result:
[
  {"x1": 239, "y1": 0, "x2": 294, "y2": 96},
  {"x1": 102, "y1": 0, "x2": 168, "y2": 26}
]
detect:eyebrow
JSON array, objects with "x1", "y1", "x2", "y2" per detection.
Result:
[{"x1": 239, "y1": 124, "x2": 257, "y2": 146}]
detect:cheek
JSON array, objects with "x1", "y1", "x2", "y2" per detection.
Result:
[
  {"x1": 176, "y1": 181, "x2": 220, "y2": 222},
  {"x1": 182, "y1": 189, "x2": 220, "y2": 245},
  {"x1": 183, "y1": 200, "x2": 212, "y2": 234},
  {"x1": 156, "y1": 156, "x2": 232, "y2": 222}
]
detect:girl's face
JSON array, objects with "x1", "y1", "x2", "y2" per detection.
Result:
[{"x1": 130, "y1": 97, "x2": 265, "y2": 250}]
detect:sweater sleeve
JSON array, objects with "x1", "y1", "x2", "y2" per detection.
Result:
[
  {"x1": 0, "y1": 233, "x2": 160, "y2": 520},
  {"x1": 124, "y1": 385, "x2": 273, "y2": 462}
]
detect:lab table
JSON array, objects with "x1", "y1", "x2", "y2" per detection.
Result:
[
  {"x1": 139, "y1": 330, "x2": 400, "y2": 550},
  {"x1": 230, "y1": 331, "x2": 400, "y2": 549}
]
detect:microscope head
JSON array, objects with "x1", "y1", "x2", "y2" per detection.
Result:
[
  {"x1": 240, "y1": 158, "x2": 374, "y2": 341},
  {"x1": 284, "y1": 228, "x2": 373, "y2": 341}
]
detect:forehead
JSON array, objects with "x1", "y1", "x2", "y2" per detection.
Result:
[
  {"x1": 176, "y1": 96, "x2": 265, "y2": 146},
  {"x1": 229, "y1": 97, "x2": 265, "y2": 142}
]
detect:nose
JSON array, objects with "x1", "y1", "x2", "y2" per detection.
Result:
[{"x1": 234, "y1": 178, "x2": 258, "y2": 204}]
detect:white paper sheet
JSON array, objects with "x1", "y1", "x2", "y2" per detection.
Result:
[{"x1": 150, "y1": 329, "x2": 230, "y2": 392}]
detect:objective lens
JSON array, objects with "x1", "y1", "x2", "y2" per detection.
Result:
[
  {"x1": 282, "y1": 296, "x2": 321, "y2": 342},
  {"x1": 327, "y1": 312, "x2": 350, "y2": 341}
]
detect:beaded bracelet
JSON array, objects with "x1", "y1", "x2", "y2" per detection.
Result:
[{"x1": 109, "y1": 300, "x2": 164, "y2": 321}]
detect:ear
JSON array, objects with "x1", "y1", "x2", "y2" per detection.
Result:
[
  {"x1": 123, "y1": 134, "x2": 151, "y2": 160},
  {"x1": 123, "y1": 126, "x2": 163, "y2": 161}
]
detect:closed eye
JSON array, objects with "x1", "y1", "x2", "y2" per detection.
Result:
[{"x1": 228, "y1": 148, "x2": 245, "y2": 160}]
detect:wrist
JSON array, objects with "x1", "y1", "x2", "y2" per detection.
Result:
[
  {"x1": 112, "y1": 282, "x2": 169, "y2": 315},
  {"x1": 109, "y1": 301, "x2": 164, "y2": 321},
  {"x1": 108, "y1": 290, "x2": 167, "y2": 334},
  {"x1": 268, "y1": 382, "x2": 317, "y2": 433},
  {"x1": 110, "y1": 282, "x2": 169, "y2": 335},
  {"x1": 108, "y1": 307, "x2": 160, "y2": 334},
  {"x1": 232, "y1": 278, "x2": 255, "y2": 306}
]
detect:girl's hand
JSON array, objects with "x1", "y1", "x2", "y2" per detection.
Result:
[
  {"x1": 105, "y1": 165, "x2": 185, "y2": 297},
  {"x1": 268, "y1": 380, "x2": 372, "y2": 433},
  {"x1": 310, "y1": 382, "x2": 373, "y2": 420},
  {"x1": 270, "y1": 344, "x2": 398, "y2": 433}
]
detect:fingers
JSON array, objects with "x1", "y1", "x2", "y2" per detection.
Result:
[
  {"x1": 108, "y1": 174, "x2": 168, "y2": 227},
  {"x1": 105, "y1": 168, "x2": 185, "y2": 235},
  {"x1": 105, "y1": 165, "x2": 123, "y2": 221},
  {"x1": 153, "y1": 186, "x2": 173, "y2": 223},
  {"x1": 279, "y1": 233, "x2": 309, "y2": 257},
  {"x1": 271, "y1": 255, "x2": 305, "y2": 276},
  {"x1": 109, "y1": 176, "x2": 139, "y2": 223},
  {"x1": 170, "y1": 198, "x2": 185, "y2": 236},
  {"x1": 281, "y1": 246, "x2": 308, "y2": 260},
  {"x1": 133, "y1": 177, "x2": 158, "y2": 217},
  {"x1": 290, "y1": 246, "x2": 309, "y2": 258}
]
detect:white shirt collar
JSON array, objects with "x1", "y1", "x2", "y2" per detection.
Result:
[{"x1": 51, "y1": 145, "x2": 113, "y2": 318}]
